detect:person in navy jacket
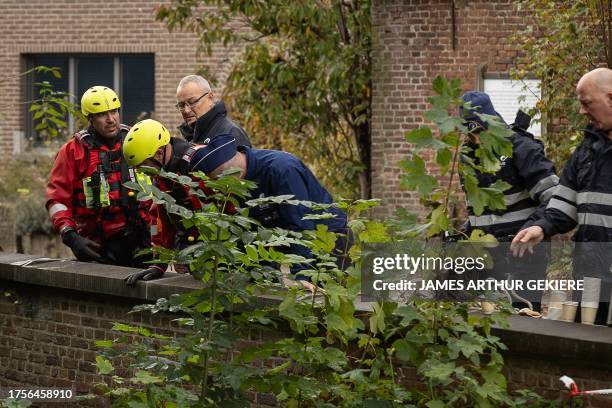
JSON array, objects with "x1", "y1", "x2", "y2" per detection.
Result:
[{"x1": 190, "y1": 135, "x2": 351, "y2": 288}]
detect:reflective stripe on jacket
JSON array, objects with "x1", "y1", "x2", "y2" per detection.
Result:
[
  {"x1": 465, "y1": 128, "x2": 558, "y2": 238},
  {"x1": 535, "y1": 126, "x2": 612, "y2": 242}
]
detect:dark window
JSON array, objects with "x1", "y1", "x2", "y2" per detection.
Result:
[
  {"x1": 121, "y1": 55, "x2": 155, "y2": 125},
  {"x1": 25, "y1": 54, "x2": 155, "y2": 146},
  {"x1": 76, "y1": 56, "x2": 114, "y2": 100}
]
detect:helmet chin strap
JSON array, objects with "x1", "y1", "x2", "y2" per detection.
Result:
[
  {"x1": 161, "y1": 144, "x2": 168, "y2": 167},
  {"x1": 149, "y1": 145, "x2": 166, "y2": 169}
]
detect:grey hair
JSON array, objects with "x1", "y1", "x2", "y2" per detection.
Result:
[{"x1": 177, "y1": 75, "x2": 212, "y2": 94}]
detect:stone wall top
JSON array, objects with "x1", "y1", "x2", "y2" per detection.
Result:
[{"x1": 1, "y1": 251, "x2": 611, "y2": 368}]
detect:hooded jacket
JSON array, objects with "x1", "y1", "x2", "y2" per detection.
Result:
[{"x1": 183, "y1": 101, "x2": 251, "y2": 147}]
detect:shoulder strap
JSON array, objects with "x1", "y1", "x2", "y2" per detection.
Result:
[{"x1": 75, "y1": 129, "x2": 95, "y2": 148}]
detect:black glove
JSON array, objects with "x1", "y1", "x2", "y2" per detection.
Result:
[
  {"x1": 124, "y1": 266, "x2": 164, "y2": 286},
  {"x1": 62, "y1": 230, "x2": 102, "y2": 262}
]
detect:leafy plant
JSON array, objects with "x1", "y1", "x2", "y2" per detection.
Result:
[
  {"x1": 0, "y1": 155, "x2": 55, "y2": 241},
  {"x1": 156, "y1": 0, "x2": 371, "y2": 199},
  {"x1": 0, "y1": 65, "x2": 81, "y2": 145},
  {"x1": 511, "y1": 0, "x2": 612, "y2": 166},
  {"x1": 94, "y1": 160, "x2": 550, "y2": 406},
  {"x1": 395, "y1": 76, "x2": 513, "y2": 241}
]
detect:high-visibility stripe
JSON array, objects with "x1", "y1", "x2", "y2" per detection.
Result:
[
  {"x1": 48, "y1": 203, "x2": 68, "y2": 218},
  {"x1": 553, "y1": 185, "x2": 577, "y2": 203},
  {"x1": 576, "y1": 191, "x2": 612, "y2": 206},
  {"x1": 529, "y1": 175, "x2": 559, "y2": 199},
  {"x1": 578, "y1": 213, "x2": 612, "y2": 228},
  {"x1": 548, "y1": 198, "x2": 577, "y2": 221},
  {"x1": 504, "y1": 191, "x2": 530, "y2": 206},
  {"x1": 468, "y1": 207, "x2": 536, "y2": 227},
  {"x1": 538, "y1": 186, "x2": 556, "y2": 203}
]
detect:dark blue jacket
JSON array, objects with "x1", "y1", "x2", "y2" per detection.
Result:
[
  {"x1": 242, "y1": 147, "x2": 347, "y2": 232},
  {"x1": 465, "y1": 126, "x2": 558, "y2": 239},
  {"x1": 189, "y1": 101, "x2": 252, "y2": 147},
  {"x1": 243, "y1": 147, "x2": 348, "y2": 275}
]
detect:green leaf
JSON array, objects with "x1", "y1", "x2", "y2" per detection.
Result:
[
  {"x1": 95, "y1": 340, "x2": 113, "y2": 348},
  {"x1": 399, "y1": 155, "x2": 438, "y2": 197},
  {"x1": 369, "y1": 302, "x2": 386, "y2": 334},
  {"x1": 405, "y1": 127, "x2": 434, "y2": 146},
  {"x1": 432, "y1": 76, "x2": 450, "y2": 95},
  {"x1": 428, "y1": 206, "x2": 449, "y2": 237},
  {"x1": 131, "y1": 370, "x2": 163, "y2": 385},
  {"x1": 420, "y1": 360, "x2": 455, "y2": 382},
  {"x1": 393, "y1": 339, "x2": 419, "y2": 363},
  {"x1": 436, "y1": 148, "x2": 452, "y2": 170},
  {"x1": 95, "y1": 355, "x2": 114, "y2": 375},
  {"x1": 358, "y1": 221, "x2": 389, "y2": 243},
  {"x1": 395, "y1": 305, "x2": 424, "y2": 325}
]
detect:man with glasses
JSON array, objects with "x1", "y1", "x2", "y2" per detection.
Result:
[{"x1": 176, "y1": 74, "x2": 251, "y2": 147}]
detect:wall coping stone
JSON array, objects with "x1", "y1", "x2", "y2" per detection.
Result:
[{"x1": 1, "y1": 251, "x2": 611, "y2": 368}]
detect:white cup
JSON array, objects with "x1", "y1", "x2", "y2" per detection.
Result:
[
  {"x1": 547, "y1": 307, "x2": 563, "y2": 321},
  {"x1": 549, "y1": 290, "x2": 569, "y2": 310},
  {"x1": 561, "y1": 301, "x2": 578, "y2": 322},
  {"x1": 581, "y1": 305, "x2": 598, "y2": 325},
  {"x1": 581, "y1": 277, "x2": 601, "y2": 303}
]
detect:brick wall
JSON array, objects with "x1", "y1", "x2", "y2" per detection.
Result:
[
  {"x1": 1, "y1": 253, "x2": 612, "y2": 407},
  {"x1": 371, "y1": 0, "x2": 528, "y2": 217},
  {"x1": 0, "y1": 281, "x2": 279, "y2": 407},
  {"x1": 0, "y1": 0, "x2": 245, "y2": 158}
]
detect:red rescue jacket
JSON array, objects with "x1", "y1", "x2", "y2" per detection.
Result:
[{"x1": 45, "y1": 126, "x2": 151, "y2": 243}]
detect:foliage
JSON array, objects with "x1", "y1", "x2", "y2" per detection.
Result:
[
  {"x1": 511, "y1": 0, "x2": 612, "y2": 166},
  {"x1": 94, "y1": 165, "x2": 550, "y2": 406},
  {"x1": 0, "y1": 400, "x2": 31, "y2": 408},
  {"x1": 394, "y1": 76, "x2": 513, "y2": 240},
  {"x1": 0, "y1": 155, "x2": 55, "y2": 238},
  {"x1": 156, "y1": 0, "x2": 371, "y2": 199},
  {"x1": 0, "y1": 66, "x2": 81, "y2": 145}
]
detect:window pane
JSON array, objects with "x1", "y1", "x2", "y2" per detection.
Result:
[
  {"x1": 483, "y1": 79, "x2": 542, "y2": 137},
  {"x1": 28, "y1": 55, "x2": 69, "y2": 145},
  {"x1": 121, "y1": 55, "x2": 154, "y2": 125},
  {"x1": 76, "y1": 56, "x2": 114, "y2": 104}
]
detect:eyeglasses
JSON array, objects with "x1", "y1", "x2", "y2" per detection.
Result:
[{"x1": 175, "y1": 91, "x2": 209, "y2": 111}]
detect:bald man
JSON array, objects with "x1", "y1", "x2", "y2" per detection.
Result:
[
  {"x1": 511, "y1": 68, "x2": 612, "y2": 324},
  {"x1": 175, "y1": 75, "x2": 251, "y2": 147}
]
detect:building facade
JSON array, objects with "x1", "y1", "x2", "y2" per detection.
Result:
[
  {"x1": 0, "y1": 0, "x2": 243, "y2": 154},
  {"x1": 0, "y1": 0, "x2": 533, "y2": 218},
  {"x1": 371, "y1": 0, "x2": 532, "y2": 216}
]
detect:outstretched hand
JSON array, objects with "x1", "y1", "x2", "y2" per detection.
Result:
[{"x1": 510, "y1": 226, "x2": 545, "y2": 258}]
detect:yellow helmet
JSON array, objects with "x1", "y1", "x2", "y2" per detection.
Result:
[
  {"x1": 81, "y1": 86, "x2": 121, "y2": 116},
  {"x1": 122, "y1": 119, "x2": 171, "y2": 167}
]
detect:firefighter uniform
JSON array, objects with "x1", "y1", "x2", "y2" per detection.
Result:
[
  {"x1": 46, "y1": 86, "x2": 151, "y2": 267},
  {"x1": 46, "y1": 126, "x2": 151, "y2": 266}
]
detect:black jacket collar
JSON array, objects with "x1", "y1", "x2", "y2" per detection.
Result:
[{"x1": 193, "y1": 101, "x2": 228, "y2": 142}]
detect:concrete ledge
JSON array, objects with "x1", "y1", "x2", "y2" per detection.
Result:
[
  {"x1": 0, "y1": 252, "x2": 198, "y2": 301},
  {"x1": 1, "y1": 251, "x2": 611, "y2": 367},
  {"x1": 494, "y1": 315, "x2": 612, "y2": 370}
]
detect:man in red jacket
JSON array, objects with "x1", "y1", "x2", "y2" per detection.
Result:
[{"x1": 45, "y1": 86, "x2": 151, "y2": 267}]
